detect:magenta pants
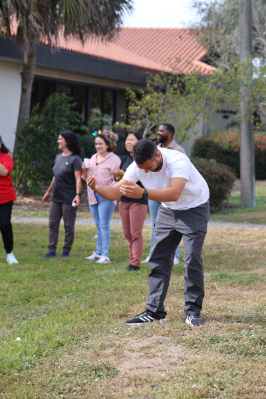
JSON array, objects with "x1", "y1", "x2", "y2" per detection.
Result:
[{"x1": 119, "y1": 201, "x2": 148, "y2": 268}]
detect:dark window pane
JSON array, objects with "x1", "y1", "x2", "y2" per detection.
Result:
[
  {"x1": 74, "y1": 85, "x2": 86, "y2": 123},
  {"x1": 30, "y1": 80, "x2": 38, "y2": 112},
  {"x1": 59, "y1": 83, "x2": 72, "y2": 98},
  {"x1": 90, "y1": 88, "x2": 102, "y2": 117},
  {"x1": 39, "y1": 80, "x2": 55, "y2": 113},
  {"x1": 103, "y1": 90, "x2": 114, "y2": 120}
]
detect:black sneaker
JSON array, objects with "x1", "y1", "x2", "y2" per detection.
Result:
[
  {"x1": 126, "y1": 265, "x2": 139, "y2": 272},
  {"x1": 185, "y1": 315, "x2": 205, "y2": 326},
  {"x1": 126, "y1": 310, "x2": 167, "y2": 325}
]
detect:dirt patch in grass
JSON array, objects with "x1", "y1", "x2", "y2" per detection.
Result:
[
  {"x1": 102, "y1": 335, "x2": 193, "y2": 376},
  {"x1": 13, "y1": 181, "x2": 91, "y2": 213}
]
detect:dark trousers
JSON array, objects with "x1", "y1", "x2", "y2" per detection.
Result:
[
  {"x1": 0, "y1": 201, "x2": 14, "y2": 254},
  {"x1": 48, "y1": 201, "x2": 78, "y2": 254},
  {"x1": 146, "y1": 201, "x2": 210, "y2": 318}
]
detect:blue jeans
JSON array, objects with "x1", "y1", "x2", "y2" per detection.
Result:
[
  {"x1": 89, "y1": 193, "x2": 115, "y2": 257},
  {"x1": 149, "y1": 199, "x2": 179, "y2": 258}
]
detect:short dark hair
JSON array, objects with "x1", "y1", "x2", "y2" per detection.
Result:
[
  {"x1": 132, "y1": 139, "x2": 157, "y2": 164},
  {"x1": 60, "y1": 130, "x2": 82, "y2": 157},
  {"x1": 128, "y1": 130, "x2": 143, "y2": 141},
  {"x1": 162, "y1": 123, "x2": 175, "y2": 136},
  {"x1": 0, "y1": 136, "x2": 9, "y2": 154}
]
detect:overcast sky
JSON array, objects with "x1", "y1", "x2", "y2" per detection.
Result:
[{"x1": 123, "y1": 0, "x2": 199, "y2": 28}]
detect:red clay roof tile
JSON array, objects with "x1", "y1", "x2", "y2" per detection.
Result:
[
  {"x1": 6, "y1": 23, "x2": 215, "y2": 75},
  {"x1": 56, "y1": 27, "x2": 215, "y2": 75}
]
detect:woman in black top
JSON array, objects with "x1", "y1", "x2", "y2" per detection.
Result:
[
  {"x1": 42, "y1": 130, "x2": 82, "y2": 259},
  {"x1": 112, "y1": 131, "x2": 148, "y2": 271}
]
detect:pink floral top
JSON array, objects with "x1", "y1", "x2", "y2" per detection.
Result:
[{"x1": 82, "y1": 152, "x2": 121, "y2": 205}]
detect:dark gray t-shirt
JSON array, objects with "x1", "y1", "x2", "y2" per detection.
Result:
[{"x1": 51, "y1": 153, "x2": 82, "y2": 203}]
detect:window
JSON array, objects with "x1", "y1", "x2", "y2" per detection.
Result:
[
  {"x1": 30, "y1": 80, "x2": 117, "y2": 129},
  {"x1": 59, "y1": 83, "x2": 73, "y2": 97},
  {"x1": 30, "y1": 80, "x2": 38, "y2": 111},
  {"x1": 103, "y1": 90, "x2": 114, "y2": 119},
  {"x1": 91, "y1": 87, "x2": 102, "y2": 116},
  {"x1": 74, "y1": 85, "x2": 86, "y2": 123},
  {"x1": 39, "y1": 80, "x2": 55, "y2": 113},
  {"x1": 30, "y1": 79, "x2": 55, "y2": 112}
]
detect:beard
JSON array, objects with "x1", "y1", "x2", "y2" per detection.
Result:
[
  {"x1": 157, "y1": 135, "x2": 167, "y2": 144},
  {"x1": 153, "y1": 159, "x2": 163, "y2": 172}
]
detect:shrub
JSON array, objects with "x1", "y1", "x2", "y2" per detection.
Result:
[
  {"x1": 191, "y1": 158, "x2": 236, "y2": 208},
  {"x1": 12, "y1": 93, "x2": 81, "y2": 194},
  {"x1": 191, "y1": 131, "x2": 266, "y2": 179},
  {"x1": 12, "y1": 99, "x2": 114, "y2": 195},
  {"x1": 77, "y1": 108, "x2": 112, "y2": 159}
]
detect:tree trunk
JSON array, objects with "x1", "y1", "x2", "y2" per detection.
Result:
[
  {"x1": 14, "y1": 39, "x2": 38, "y2": 152},
  {"x1": 240, "y1": 0, "x2": 256, "y2": 207}
]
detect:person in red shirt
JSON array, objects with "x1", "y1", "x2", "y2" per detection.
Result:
[{"x1": 0, "y1": 136, "x2": 18, "y2": 264}]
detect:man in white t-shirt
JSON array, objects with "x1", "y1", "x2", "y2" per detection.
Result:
[{"x1": 87, "y1": 139, "x2": 210, "y2": 327}]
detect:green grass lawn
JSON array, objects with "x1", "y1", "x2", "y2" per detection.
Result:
[
  {"x1": 11, "y1": 210, "x2": 124, "y2": 220},
  {"x1": 1, "y1": 223, "x2": 266, "y2": 398},
  {"x1": 13, "y1": 180, "x2": 266, "y2": 225},
  {"x1": 209, "y1": 181, "x2": 266, "y2": 224}
]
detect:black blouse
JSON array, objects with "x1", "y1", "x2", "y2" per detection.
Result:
[{"x1": 119, "y1": 153, "x2": 148, "y2": 205}]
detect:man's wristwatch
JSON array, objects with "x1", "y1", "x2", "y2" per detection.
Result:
[
  {"x1": 76, "y1": 193, "x2": 81, "y2": 196},
  {"x1": 142, "y1": 188, "x2": 148, "y2": 199}
]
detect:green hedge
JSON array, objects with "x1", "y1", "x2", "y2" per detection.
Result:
[
  {"x1": 192, "y1": 158, "x2": 236, "y2": 208},
  {"x1": 191, "y1": 131, "x2": 266, "y2": 179}
]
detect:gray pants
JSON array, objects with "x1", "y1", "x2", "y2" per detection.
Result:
[
  {"x1": 146, "y1": 201, "x2": 210, "y2": 317},
  {"x1": 48, "y1": 201, "x2": 78, "y2": 254}
]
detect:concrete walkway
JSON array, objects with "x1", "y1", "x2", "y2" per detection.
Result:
[{"x1": 11, "y1": 216, "x2": 266, "y2": 229}]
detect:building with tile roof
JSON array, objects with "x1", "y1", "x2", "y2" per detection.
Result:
[
  {"x1": 1, "y1": 27, "x2": 231, "y2": 154},
  {"x1": 55, "y1": 27, "x2": 216, "y2": 75}
]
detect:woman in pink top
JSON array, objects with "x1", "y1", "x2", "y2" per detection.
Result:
[{"x1": 82, "y1": 130, "x2": 120, "y2": 264}]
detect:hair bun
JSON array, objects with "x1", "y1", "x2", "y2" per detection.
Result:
[{"x1": 105, "y1": 130, "x2": 119, "y2": 142}]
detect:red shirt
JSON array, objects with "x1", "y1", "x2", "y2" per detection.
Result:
[{"x1": 0, "y1": 152, "x2": 17, "y2": 204}]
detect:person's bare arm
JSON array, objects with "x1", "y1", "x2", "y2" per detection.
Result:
[
  {"x1": 111, "y1": 168, "x2": 125, "y2": 181},
  {"x1": 119, "y1": 177, "x2": 187, "y2": 202},
  {"x1": 42, "y1": 177, "x2": 55, "y2": 203},
  {"x1": 0, "y1": 163, "x2": 9, "y2": 177},
  {"x1": 86, "y1": 173, "x2": 129, "y2": 201},
  {"x1": 72, "y1": 170, "x2": 82, "y2": 206}
]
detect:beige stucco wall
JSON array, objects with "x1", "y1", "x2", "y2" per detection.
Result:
[
  {"x1": 175, "y1": 107, "x2": 237, "y2": 155},
  {"x1": 0, "y1": 59, "x2": 22, "y2": 153},
  {"x1": 181, "y1": 116, "x2": 204, "y2": 156}
]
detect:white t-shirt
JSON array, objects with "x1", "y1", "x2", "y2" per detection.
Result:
[{"x1": 123, "y1": 147, "x2": 209, "y2": 210}]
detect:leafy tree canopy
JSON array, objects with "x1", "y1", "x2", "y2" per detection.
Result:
[
  {"x1": 0, "y1": 0, "x2": 133, "y2": 47},
  {"x1": 122, "y1": 59, "x2": 266, "y2": 140},
  {"x1": 192, "y1": 0, "x2": 266, "y2": 69}
]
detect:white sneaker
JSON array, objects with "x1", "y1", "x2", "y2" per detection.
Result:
[
  {"x1": 7, "y1": 252, "x2": 19, "y2": 264},
  {"x1": 85, "y1": 252, "x2": 101, "y2": 260},
  {"x1": 174, "y1": 257, "x2": 179, "y2": 265},
  {"x1": 96, "y1": 256, "x2": 110, "y2": 264},
  {"x1": 141, "y1": 255, "x2": 150, "y2": 263}
]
